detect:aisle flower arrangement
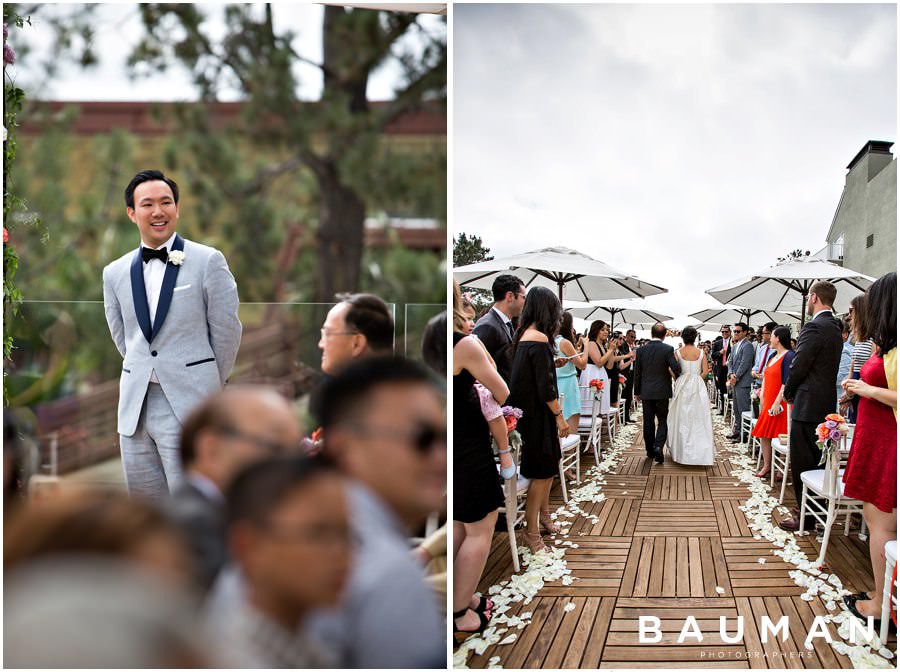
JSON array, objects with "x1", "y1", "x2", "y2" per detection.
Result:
[{"x1": 815, "y1": 413, "x2": 851, "y2": 466}]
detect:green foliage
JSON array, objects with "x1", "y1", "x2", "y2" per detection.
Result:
[{"x1": 453, "y1": 232, "x2": 492, "y2": 267}]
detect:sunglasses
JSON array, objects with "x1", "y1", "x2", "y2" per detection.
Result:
[{"x1": 344, "y1": 421, "x2": 446, "y2": 455}]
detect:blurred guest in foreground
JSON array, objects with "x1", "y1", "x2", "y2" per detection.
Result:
[
  {"x1": 840, "y1": 272, "x2": 897, "y2": 625},
  {"x1": 308, "y1": 356, "x2": 446, "y2": 667},
  {"x1": 318, "y1": 292, "x2": 394, "y2": 375},
  {"x1": 166, "y1": 385, "x2": 303, "y2": 592},
  {"x1": 209, "y1": 456, "x2": 351, "y2": 667}
]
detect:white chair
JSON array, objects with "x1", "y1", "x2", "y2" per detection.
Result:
[
  {"x1": 880, "y1": 540, "x2": 897, "y2": 645},
  {"x1": 578, "y1": 385, "x2": 607, "y2": 466},
  {"x1": 770, "y1": 404, "x2": 792, "y2": 503},
  {"x1": 798, "y1": 428, "x2": 867, "y2": 567},
  {"x1": 496, "y1": 440, "x2": 529, "y2": 573},
  {"x1": 740, "y1": 410, "x2": 754, "y2": 445},
  {"x1": 723, "y1": 393, "x2": 734, "y2": 426},
  {"x1": 558, "y1": 434, "x2": 582, "y2": 502}
]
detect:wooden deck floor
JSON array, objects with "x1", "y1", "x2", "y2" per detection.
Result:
[{"x1": 458, "y1": 410, "x2": 896, "y2": 669}]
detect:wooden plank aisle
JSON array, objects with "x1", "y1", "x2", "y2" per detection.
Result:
[{"x1": 464, "y1": 417, "x2": 895, "y2": 668}]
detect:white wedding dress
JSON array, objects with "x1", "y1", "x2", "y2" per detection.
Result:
[{"x1": 666, "y1": 350, "x2": 715, "y2": 466}]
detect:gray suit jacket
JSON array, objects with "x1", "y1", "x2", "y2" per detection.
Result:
[
  {"x1": 103, "y1": 234, "x2": 242, "y2": 435},
  {"x1": 727, "y1": 339, "x2": 754, "y2": 389}
]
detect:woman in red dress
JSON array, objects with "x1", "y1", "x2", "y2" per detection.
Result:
[
  {"x1": 751, "y1": 326, "x2": 795, "y2": 478},
  {"x1": 841, "y1": 272, "x2": 897, "y2": 626}
]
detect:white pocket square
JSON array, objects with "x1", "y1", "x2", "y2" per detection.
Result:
[{"x1": 173, "y1": 284, "x2": 192, "y2": 292}]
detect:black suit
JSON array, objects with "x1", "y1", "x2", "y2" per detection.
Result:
[
  {"x1": 634, "y1": 340, "x2": 682, "y2": 457},
  {"x1": 711, "y1": 335, "x2": 731, "y2": 411},
  {"x1": 472, "y1": 307, "x2": 515, "y2": 383},
  {"x1": 783, "y1": 310, "x2": 843, "y2": 515},
  {"x1": 618, "y1": 341, "x2": 635, "y2": 423},
  {"x1": 165, "y1": 480, "x2": 228, "y2": 592}
]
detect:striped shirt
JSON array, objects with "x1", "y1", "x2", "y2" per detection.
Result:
[{"x1": 851, "y1": 339, "x2": 875, "y2": 371}]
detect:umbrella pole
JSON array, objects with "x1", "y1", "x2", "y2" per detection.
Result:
[
  {"x1": 800, "y1": 292, "x2": 807, "y2": 328},
  {"x1": 558, "y1": 282, "x2": 564, "y2": 303}
]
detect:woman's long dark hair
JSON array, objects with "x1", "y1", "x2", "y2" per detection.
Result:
[
  {"x1": 866, "y1": 272, "x2": 896, "y2": 354},
  {"x1": 559, "y1": 311, "x2": 577, "y2": 345},
  {"x1": 849, "y1": 293, "x2": 871, "y2": 344},
  {"x1": 514, "y1": 286, "x2": 561, "y2": 349},
  {"x1": 587, "y1": 319, "x2": 608, "y2": 343}
]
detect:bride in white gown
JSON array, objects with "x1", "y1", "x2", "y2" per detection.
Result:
[{"x1": 667, "y1": 326, "x2": 715, "y2": 466}]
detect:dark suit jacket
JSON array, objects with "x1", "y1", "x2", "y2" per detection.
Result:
[
  {"x1": 711, "y1": 336, "x2": 731, "y2": 375},
  {"x1": 634, "y1": 340, "x2": 681, "y2": 400},
  {"x1": 783, "y1": 311, "x2": 843, "y2": 423},
  {"x1": 472, "y1": 307, "x2": 514, "y2": 382},
  {"x1": 618, "y1": 342, "x2": 634, "y2": 381},
  {"x1": 165, "y1": 480, "x2": 228, "y2": 592}
]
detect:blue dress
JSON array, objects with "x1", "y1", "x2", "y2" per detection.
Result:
[{"x1": 554, "y1": 335, "x2": 581, "y2": 419}]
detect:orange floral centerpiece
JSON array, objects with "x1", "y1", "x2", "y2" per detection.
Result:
[{"x1": 815, "y1": 413, "x2": 851, "y2": 465}]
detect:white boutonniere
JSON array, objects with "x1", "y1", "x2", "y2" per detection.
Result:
[{"x1": 167, "y1": 250, "x2": 186, "y2": 266}]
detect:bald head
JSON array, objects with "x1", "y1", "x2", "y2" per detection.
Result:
[{"x1": 180, "y1": 386, "x2": 302, "y2": 491}]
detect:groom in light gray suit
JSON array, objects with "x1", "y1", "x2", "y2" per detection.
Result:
[
  {"x1": 726, "y1": 322, "x2": 754, "y2": 441},
  {"x1": 103, "y1": 170, "x2": 242, "y2": 500}
]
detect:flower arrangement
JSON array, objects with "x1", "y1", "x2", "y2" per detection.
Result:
[
  {"x1": 589, "y1": 378, "x2": 604, "y2": 400},
  {"x1": 497, "y1": 405, "x2": 523, "y2": 450},
  {"x1": 750, "y1": 387, "x2": 761, "y2": 401},
  {"x1": 618, "y1": 374, "x2": 626, "y2": 385},
  {"x1": 815, "y1": 413, "x2": 851, "y2": 465}
]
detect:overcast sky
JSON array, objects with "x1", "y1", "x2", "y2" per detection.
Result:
[
  {"x1": 11, "y1": 3, "x2": 444, "y2": 101},
  {"x1": 453, "y1": 3, "x2": 896, "y2": 338}
]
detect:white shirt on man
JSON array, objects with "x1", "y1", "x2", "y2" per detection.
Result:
[{"x1": 142, "y1": 232, "x2": 176, "y2": 383}]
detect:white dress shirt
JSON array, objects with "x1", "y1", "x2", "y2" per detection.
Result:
[{"x1": 142, "y1": 233, "x2": 176, "y2": 382}]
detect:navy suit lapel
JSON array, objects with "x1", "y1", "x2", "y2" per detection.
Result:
[
  {"x1": 130, "y1": 249, "x2": 153, "y2": 344},
  {"x1": 150, "y1": 234, "x2": 184, "y2": 342}
]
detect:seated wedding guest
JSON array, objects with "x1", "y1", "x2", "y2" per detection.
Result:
[
  {"x1": 780, "y1": 281, "x2": 843, "y2": 532},
  {"x1": 5, "y1": 557, "x2": 208, "y2": 668},
  {"x1": 554, "y1": 312, "x2": 589, "y2": 436},
  {"x1": 509, "y1": 286, "x2": 568, "y2": 553},
  {"x1": 840, "y1": 272, "x2": 897, "y2": 626},
  {"x1": 839, "y1": 293, "x2": 875, "y2": 423},
  {"x1": 472, "y1": 274, "x2": 526, "y2": 383},
  {"x1": 750, "y1": 322, "x2": 778, "y2": 396},
  {"x1": 750, "y1": 326, "x2": 794, "y2": 478},
  {"x1": 166, "y1": 386, "x2": 303, "y2": 592},
  {"x1": 318, "y1": 292, "x2": 394, "y2": 375},
  {"x1": 836, "y1": 318, "x2": 853, "y2": 404},
  {"x1": 452, "y1": 280, "x2": 510, "y2": 640},
  {"x1": 209, "y1": 456, "x2": 350, "y2": 668},
  {"x1": 308, "y1": 356, "x2": 446, "y2": 668}
]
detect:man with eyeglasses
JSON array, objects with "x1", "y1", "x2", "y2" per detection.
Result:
[
  {"x1": 306, "y1": 355, "x2": 446, "y2": 668},
  {"x1": 472, "y1": 274, "x2": 526, "y2": 383},
  {"x1": 726, "y1": 322, "x2": 754, "y2": 440},
  {"x1": 711, "y1": 325, "x2": 733, "y2": 414},
  {"x1": 166, "y1": 386, "x2": 302, "y2": 592},
  {"x1": 318, "y1": 292, "x2": 394, "y2": 375}
]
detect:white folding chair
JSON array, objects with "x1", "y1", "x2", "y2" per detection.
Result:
[
  {"x1": 723, "y1": 393, "x2": 734, "y2": 426},
  {"x1": 880, "y1": 540, "x2": 897, "y2": 645},
  {"x1": 770, "y1": 404, "x2": 792, "y2": 503},
  {"x1": 495, "y1": 439, "x2": 529, "y2": 573},
  {"x1": 798, "y1": 427, "x2": 867, "y2": 567},
  {"x1": 558, "y1": 434, "x2": 581, "y2": 502},
  {"x1": 740, "y1": 410, "x2": 754, "y2": 445},
  {"x1": 578, "y1": 385, "x2": 604, "y2": 466}
]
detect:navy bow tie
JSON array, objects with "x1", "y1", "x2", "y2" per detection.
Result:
[{"x1": 142, "y1": 247, "x2": 168, "y2": 264}]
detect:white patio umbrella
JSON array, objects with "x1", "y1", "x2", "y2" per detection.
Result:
[
  {"x1": 706, "y1": 258, "x2": 875, "y2": 326},
  {"x1": 454, "y1": 246, "x2": 668, "y2": 302},
  {"x1": 688, "y1": 306, "x2": 802, "y2": 330},
  {"x1": 565, "y1": 299, "x2": 673, "y2": 330}
]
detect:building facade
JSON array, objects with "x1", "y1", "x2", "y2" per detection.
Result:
[{"x1": 823, "y1": 140, "x2": 897, "y2": 279}]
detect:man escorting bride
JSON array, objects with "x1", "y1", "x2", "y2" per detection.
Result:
[{"x1": 667, "y1": 325, "x2": 716, "y2": 465}]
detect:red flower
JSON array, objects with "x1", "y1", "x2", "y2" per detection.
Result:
[
  {"x1": 311, "y1": 427, "x2": 324, "y2": 442},
  {"x1": 589, "y1": 378, "x2": 604, "y2": 390},
  {"x1": 2, "y1": 228, "x2": 7, "y2": 243},
  {"x1": 505, "y1": 415, "x2": 518, "y2": 432}
]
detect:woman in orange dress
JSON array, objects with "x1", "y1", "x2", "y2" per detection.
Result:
[{"x1": 751, "y1": 326, "x2": 795, "y2": 478}]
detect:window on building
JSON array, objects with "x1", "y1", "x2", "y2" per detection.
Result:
[{"x1": 866, "y1": 234, "x2": 875, "y2": 248}]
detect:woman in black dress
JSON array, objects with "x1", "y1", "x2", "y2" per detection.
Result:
[
  {"x1": 508, "y1": 286, "x2": 570, "y2": 553},
  {"x1": 452, "y1": 282, "x2": 510, "y2": 639}
]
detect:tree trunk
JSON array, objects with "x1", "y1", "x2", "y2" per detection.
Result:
[{"x1": 314, "y1": 162, "x2": 366, "y2": 302}]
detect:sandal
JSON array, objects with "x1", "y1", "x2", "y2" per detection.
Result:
[
  {"x1": 524, "y1": 530, "x2": 549, "y2": 554},
  {"x1": 842, "y1": 595, "x2": 881, "y2": 629},
  {"x1": 471, "y1": 594, "x2": 493, "y2": 615},
  {"x1": 540, "y1": 512, "x2": 561, "y2": 535},
  {"x1": 453, "y1": 607, "x2": 491, "y2": 643}
]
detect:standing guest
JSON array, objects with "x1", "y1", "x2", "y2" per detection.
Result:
[
  {"x1": 508, "y1": 287, "x2": 568, "y2": 553},
  {"x1": 750, "y1": 322, "x2": 778, "y2": 398},
  {"x1": 712, "y1": 326, "x2": 732, "y2": 414},
  {"x1": 726, "y1": 323, "x2": 755, "y2": 441},
  {"x1": 779, "y1": 281, "x2": 843, "y2": 532},
  {"x1": 840, "y1": 272, "x2": 897, "y2": 625},
  {"x1": 750, "y1": 326, "x2": 794, "y2": 478},
  {"x1": 836, "y1": 319, "x2": 853, "y2": 405},
  {"x1": 211, "y1": 457, "x2": 351, "y2": 668},
  {"x1": 554, "y1": 312, "x2": 589, "y2": 436},
  {"x1": 578, "y1": 320, "x2": 616, "y2": 418},
  {"x1": 472, "y1": 274, "x2": 526, "y2": 383},
  {"x1": 619, "y1": 329, "x2": 638, "y2": 424},
  {"x1": 606, "y1": 331, "x2": 633, "y2": 413},
  {"x1": 634, "y1": 323, "x2": 681, "y2": 464},
  {"x1": 452, "y1": 282, "x2": 511, "y2": 640},
  {"x1": 839, "y1": 294, "x2": 875, "y2": 423},
  {"x1": 166, "y1": 386, "x2": 303, "y2": 592},
  {"x1": 103, "y1": 170, "x2": 242, "y2": 501},
  {"x1": 309, "y1": 356, "x2": 446, "y2": 668},
  {"x1": 318, "y1": 292, "x2": 394, "y2": 375}
]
